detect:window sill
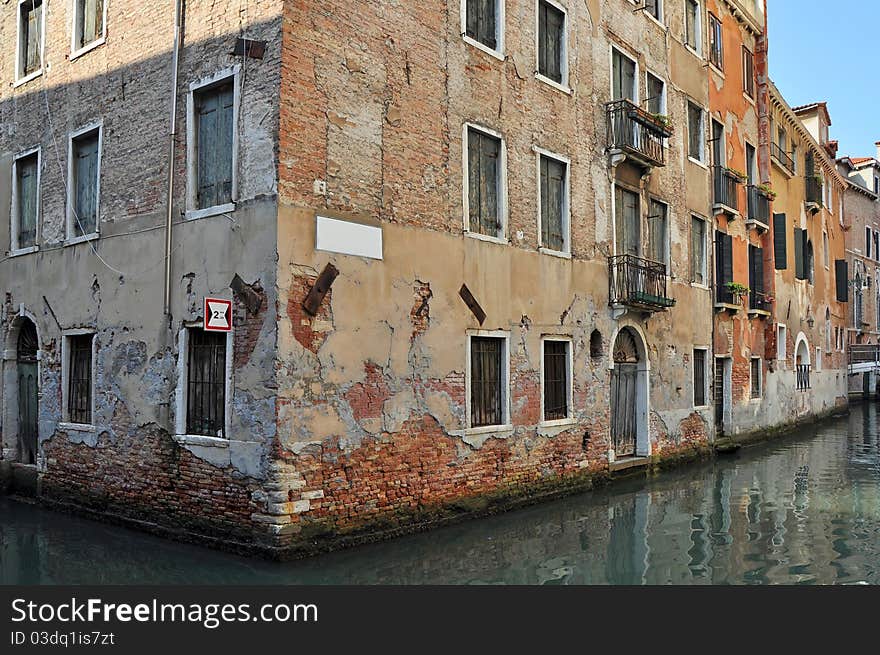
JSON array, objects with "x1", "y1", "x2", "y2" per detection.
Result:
[
  {"x1": 70, "y1": 37, "x2": 106, "y2": 62},
  {"x1": 770, "y1": 155, "x2": 794, "y2": 178},
  {"x1": 688, "y1": 157, "x2": 709, "y2": 170},
  {"x1": 690, "y1": 283, "x2": 710, "y2": 291},
  {"x1": 539, "y1": 247, "x2": 571, "y2": 260},
  {"x1": 461, "y1": 424, "x2": 514, "y2": 437},
  {"x1": 535, "y1": 73, "x2": 572, "y2": 95},
  {"x1": 743, "y1": 93, "x2": 757, "y2": 107},
  {"x1": 462, "y1": 36, "x2": 504, "y2": 62},
  {"x1": 7, "y1": 245, "x2": 39, "y2": 257},
  {"x1": 643, "y1": 13, "x2": 667, "y2": 31},
  {"x1": 13, "y1": 69, "x2": 43, "y2": 89},
  {"x1": 539, "y1": 417, "x2": 576, "y2": 429},
  {"x1": 683, "y1": 44, "x2": 703, "y2": 61},
  {"x1": 58, "y1": 422, "x2": 96, "y2": 433},
  {"x1": 748, "y1": 309, "x2": 771, "y2": 319},
  {"x1": 64, "y1": 232, "x2": 100, "y2": 247},
  {"x1": 693, "y1": 405, "x2": 710, "y2": 411},
  {"x1": 464, "y1": 230, "x2": 508, "y2": 246},
  {"x1": 708, "y1": 63, "x2": 725, "y2": 78},
  {"x1": 173, "y1": 434, "x2": 229, "y2": 448},
  {"x1": 186, "y1": 203, "x2": 236, "y2": 221}
]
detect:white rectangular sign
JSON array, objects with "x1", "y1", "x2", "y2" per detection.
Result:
[{"x1": 316, "y1": 215, "x2": 383, "y2": 260}]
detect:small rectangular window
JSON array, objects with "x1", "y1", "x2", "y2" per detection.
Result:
[
  {"x1": 685, "y1": 0, "x2": 700, "y2": 52},
  {"x1": 67, "y1": 334, "x2": 93, "y2": 425},
  {"x1": 742, "y1": 46, "x2": 755, "y2": 98},
  {"x1": 70, "y1": 127, "x2": 101, "y2": 238},
  {"x1": 708, "y1": 13, "x2": 723, "y2": 70},
  {"x1": 750, "y1": 358, "x2": 762, "y2": 399},
  {"x1": 646, "y1": 73, "x2": 665, "y2": 116},
  {"x1": 186, "y1": 329, "x2": 227, "y2": 438},
  {"x1": 465, "y1": 0, "x2": 498, "y2": 51},
  {"x1": 18, "y1": 0, "x2": 43, "y2": 79},
  {"x1": 691, "y1": 216, "x2": 707, "y2": 284},
  {"x1": 648, "y1": 198, "x2": 668, "y2": 268},
  {"x1": 537, "y1": 1, "x2": 565, "y2": 85},
  {"x1": 74, "y1": 0, "x2": 105, "y2": 51},
  {"x1": 688, "y1": 102, "x2": 705, "y2": 162},
  {"x1": 543, "y1": 339, "x2": 570, "y2": 422},
  {"x1": 539, "y1": 153, "x2": 568, "y2": 253},
  {"x1": 194, "y1": 80, "x2": 235, "y2": 210},
  {"x1": 470, "y1": 336, "x2": 506, "y2": 428},
  {"x1": 777, "y1": 324, "x2": 787, "y2": 360},
  {"x1": 693, "y1": 349, "x2": 707, "y2": 406},
  {"x1": 467, "y1": 127, "x2": 503, "y2": 238},
  {"x1": 12, "y1": 151, "x2": 39, "y2": 250}
]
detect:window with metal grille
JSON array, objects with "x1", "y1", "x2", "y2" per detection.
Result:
[
  {"x1": 18, "y1": 0, "x2": 43, "y2": 78},
  {"x1": 464, "y1": 0, "x2": 498, "y2": 50},
  {"x1": 693, "y1": 349, "x2": 707, "y2": 406},
  {"x1": 537, "y1": 1, "x2": 565, "y2": 84},
  {"x1": 13, "y1": 151, "x2": 38, "y2": 250},
  {"x1": 685, "y1": 0, "x2": 700, "y2": 51},
  {"x1": 74, "y1": 0, "x2": 105, "y2": 51},
  {"x1": 540, "y1": 154, "x2": 567, "y2": 252},
  {"x1": 186, "y1": 330, "x2": 227, "y2": 437},
  {"x1": 750, "y1": 358, "x2": 762, "y2": 399},
  {"x1": 467, "y1": 127, "x2": 503, "y2": 238},
  {"x1": 70, "y1": 128, "x2": 100, "y2": 237},
  {"x1": 470, "y1": 336, "x2": 505, "y2": 428},
  {"x1": 543, "y1": 340, "x2": 570, "y2": 421},
  {"x1": 708, "y1": 13, "x2": 723, "y2": 70},
  {"x1": 195, "y1": 80, "x2": 235, "y2": 210},
  {"x1": 67, "y1": 334, "x2": 93, "y2": 425},
  {"x1": 742, "y1": 46, "x2": 755, "y2": 98}
]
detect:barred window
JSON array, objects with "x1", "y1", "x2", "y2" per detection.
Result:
[
  {"x1": 693, "y1": 349, "x2": 707, "y2": 407},
  {"x1": 750, "y1": 358, "x2": 762, "y2": 399},
  {"x1": 543, "y1": 340, "x2": 570, "y2": 422},
  {"x1": 67, "y1": 334, "x2": 93, "y2": 425},
  {"x1": 186, "y1": 330, "x2": 227, "y2": 437},
  {"x1": 470, "y1": 336, "x2": 506, "y2": 428}
]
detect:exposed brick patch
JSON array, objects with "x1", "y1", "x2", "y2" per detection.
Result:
[
  {"x1": 344, "y1": 362, "x2": 391, "y2": 423},
  {"x1": 410, "y1": 281, "x2": 432, "y2": 340},
  {"x1": 287, "y1": 274, "x2": 333, "y2": 354},
  {"x1": 233, "y1": 280, "x2": 268, "y2": 369}
]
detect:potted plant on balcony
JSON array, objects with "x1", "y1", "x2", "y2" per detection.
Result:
[
  {"x1": 649, "y1": 113, "x2": 674, "y2": 137},
  {"x1": 758, "y1": 183, "x2": 777, "y2": 200},
  {"x1": 725, "y1": 282, "x2": 750, "y2": 304},
  {"x1": 726, "y1": 168, "x2": 748, "y2": 183}
]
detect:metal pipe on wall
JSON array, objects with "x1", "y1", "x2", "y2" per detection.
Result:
[{"x1": 163, "y1": 0, "x2": 184, "y2": 317}]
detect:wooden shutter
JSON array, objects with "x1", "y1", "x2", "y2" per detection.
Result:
[
  {"x1": 648, "y1": 200, "x2": 666, "y2": 265},
  {"x1": 835, "y1": 260, "x2": 849, "y2": 302},
  {"x1": 541, "y1": 156, "x2": 565, "y2": 252},
  {"x1": 197, "y1": 82, "x2": 235, "y2": 209},
  {"x1": 17, "y1": 155, "x2": 38, "y2": 248},
  {"x1": 26, "y1": 2, "x2": 42, "y2": 75},
  {"x1": 749, "y1": 245, "x2": 764, "y2": 296},
  {"x1": 74, "y1": 132, "x2": 99, "y2": 235},
  {"x1": 465, "y1": 0, "x2": 479, "y2": 40},
  {"x1": 538, "y1": 3, "x2": 548, "y2": 79},
  {"x1": 467, "y1": 130, "x2": 482, "y2": 233},
  {"x1": 691, "y1": 217, "x2": 703, "y2": 283},
  {"x1": 540, "y1": 3, "x2": 563, "y2": 83},
  {"x1": 469, "y1": 0, "x2": 496, "y2": 49},
  {"x1": 773, "y1": 213, "x2": 787, "y2": 269},
  {"x1": 793, "y1": 228, "x2": 804, "y2": 279},
  {"x1": 479, "y1": 133, "x2": 499, "y2": 236},
  {"x1": 715, "y1": 231, "x2": 733, "y2": 287}
]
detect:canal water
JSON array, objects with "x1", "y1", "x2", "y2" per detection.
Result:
[{"x1": 2, "y1": 405, "x2": 879, "y2": 585}]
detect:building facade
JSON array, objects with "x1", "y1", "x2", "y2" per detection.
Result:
[{"x1": 0, "y1": 0, "x2": 855, "y2": 556}]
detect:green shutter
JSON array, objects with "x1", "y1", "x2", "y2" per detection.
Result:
[
  {"x1": 835, "y1": 260, "x2": 849, "y2": 302},
  {"x1": 773, "y1": 213, "x2": 787, "y2": 270}
]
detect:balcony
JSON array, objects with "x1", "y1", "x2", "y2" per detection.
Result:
[
  {"x1": 748, "y1": 291, "x2": 772, "y2": 317},
  {"x1": 713, "y1": 167, "x2": 743, "y2": 216},
  {"x1": 608, "y1": 254, "x2": 675, "y2": 313},
  {"x1": 805, "y1": 175, "x2": 823, "y2": 213},
  {"x1": 606, "y1": 99, "x2": 670, "y2": 169},
  {"x1": 849, "y1": 344, "x2": 880, "y2": 374},
  {"x1": 770, "y1": 142, "x2": 795, "y2": 174},
  {"x1": 715, "y1": 281, "x2": 744, "y2": 313},
  {"x1": 746, "y1": 185, "x2": 771, "y2": 232}
]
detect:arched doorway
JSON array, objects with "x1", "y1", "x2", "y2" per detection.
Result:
[
  {"x1": 610, "y1": 327, "x2": 649, "y2": 459},
  {"x1": 16, "y1": 319, "x2": 39, "y2": 465}
]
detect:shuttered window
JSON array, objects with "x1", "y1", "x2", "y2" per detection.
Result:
[
  {"x1": 467, "y1": 127, "x2": 502, "y2": 238},
  {"x1": 71, "y1": 129, "x2": 100, "y2": 237},
  {"x1": 793, "y1": 227, "x2": 808, "y2": 280},
  {"x1": 540, "y1": 154, "x2": 567, "y2": 252},
  {"x1": 15, "y1": 152, "x2": 39, "y2": 249},
  {"x1": 742, "y1": 46, "x2": 755, "y2": 98},
  {"x1": 691, "y1": 216, "x2": 706, "y2": 284},
  {"x1": 749, "y1": 244, "x2": 764, "y2": 299},
  {"x1": 538, "y1": 1, "x2": 565, "y2": 84},
  {"x1": 67, "y1": 334, "x2": 93, "y2": 425},
  {"x1": 465, "y1": 0, "x2": 497, "y2": 50},
  {"x1": 470, "y1": 336, "x2": 505, "y2": 428},
  {"x1": 543, "y1": 340, "x2": 570, "y2": 421},
  {"x1": 186, "y1": 330, "x2": 227, "y2": 438},
  {"x1": 835, "y1": 260, "x2": 849, "y2": 302},
  {"x1": 75, "y1": 0, "x2": 105, "y2": 50},
  {"x1": 773, "y1": 213, "x2": 787, "y2": 269},
  {"x1": 715, "y1": 231, "x2": 733, "y2": 303},
  {"x1": 19, "y1": 0, "x2": 43, "y2": 77},
  {"x1": 648, "y1": 199, "x2": 668, "y2": 267},
  {"x1": 195, "y1": 80, "x2": 235, "y2": 210},
  {"x1": 693, "y1": 349, "x2": 707, "y2": 407}
]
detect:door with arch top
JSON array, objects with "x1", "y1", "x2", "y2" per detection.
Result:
[
  {"x1": 16, "y1": 320, "x2": 38, "y2": 465},
  {"x1": 611, "y1": 328, "x2": 641, "y2": 457}
]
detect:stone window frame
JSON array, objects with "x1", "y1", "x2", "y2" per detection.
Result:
[
  {"x1": 534, "y1": 0, "x2": 571, "y2": 94},
  {"x1": 465, "y1": 329, "x2": 512, "y2": 435},
  {"x1": 461, "y1": 122, "x2": 509, "y2": 245},
  {"x1": 460, "y1": 0, "x2": 506, "y2": 61},
  {"x1": 14, "y1": 0, "x2": 46, "y2": 87},
  {"x1": 175, "y1": 322, "x2": 234, "y2": 445},
  {"x1": 692, "y1": 347, "x2": 710, "y2": 409},
  {"x1": 539, "y1": 335, "x2": 574, "y2": 428},
  {"x1": 687, "y1": 100, "x2": 707, "y2": 166},
  {"x1": 689, "y1": 213, "x2": 709, "y2": 289},
  {"x1": 65, "y1": 121, "x2": 103, "y2": 246},
  {"x1": 9, "y1": 145, "x2": 42, "y2": 257},
  {"x1": 533, "y1": 145, "x2": 571, "y2": 258},
  {"x1": 59, "y1": 328, "x2": 97, "y2": 432},
  {"x1": 70, "y1": 0, "x2": 109, "y2": 61},
  {"x1": 749, "y1": 357, "x2": 762, "y2": 400},
  {"x1": 683, "y1": 0, "x2": 703, "y2": 58},
  {"x1": 185, "y1": 66, "x2": 242, "y2": 222}
]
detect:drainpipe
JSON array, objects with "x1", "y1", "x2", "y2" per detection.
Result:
[{"x1": 163, "y1": 0, "x2": 184, "y2": 317}]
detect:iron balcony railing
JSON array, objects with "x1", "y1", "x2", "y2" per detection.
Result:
[
  {"x1": 605, "y1": 99, "x2": 669, "y2": 168},
  {"x1": 747, "y1": 185, "x2": 771, "y2": 227},
  {"x1": 749, "y1": 290, "x2": 771, "y2": 312},
  {"x1": 713, "y1": 167, "x2": 742, "y2": 213},
  {"x1": 806, "y1": 175, "x2": 823, "y2": 206},
  {"x1": 608, "y1": 254, "x2": 675, "y2": 312},
  {"x1": 796, "y1": 364, "x2": 812, "y2": 391},
  {"x1": 771, "y1": 142, "x2": 795, "y2": 173},
  {"x1": 848, "y1": 344, "x2": 880, "y2": 368}
]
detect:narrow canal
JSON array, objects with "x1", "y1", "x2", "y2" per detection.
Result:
[{"x1": 2, "y1": 405, "x2": 879, "y2": 585}]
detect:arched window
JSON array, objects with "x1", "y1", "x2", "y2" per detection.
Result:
[{"x1": 589, "y1": 329, "x2": 603, "y2": 359}]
